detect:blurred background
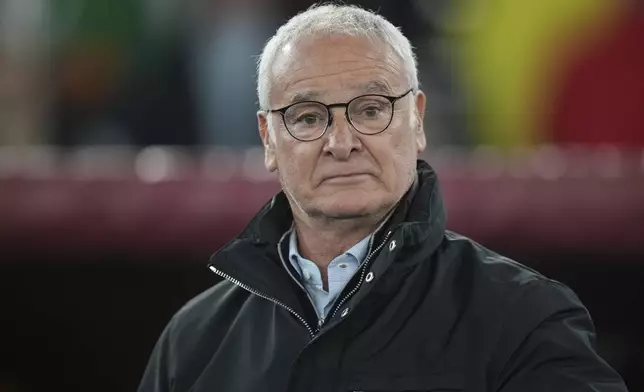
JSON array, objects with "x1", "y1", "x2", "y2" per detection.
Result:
[{"x1": 0, "y1": 0, "x2": 643, "y2": 391}]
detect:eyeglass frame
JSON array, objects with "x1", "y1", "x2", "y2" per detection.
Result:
[{"x1": 264, "y1": 88, "x2": 415, "y2": 142}]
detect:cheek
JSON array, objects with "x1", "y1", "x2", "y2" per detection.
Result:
[
  {"x1": 387, "y1": 125, "x2": 417, "y2": 161},
  {"x1": 377, "y1": 127, "x2": 418, "y2": 184},
  {"x1": 387, "y1": 110, "x2": 417, "y2": 149},
  {"x1": 275, "y1": 142, "x2": 317, "y2": 190}
]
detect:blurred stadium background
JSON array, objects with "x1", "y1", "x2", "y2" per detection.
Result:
[{"x1": 0, "y1": 0, "x2": 643, "y2": 391}]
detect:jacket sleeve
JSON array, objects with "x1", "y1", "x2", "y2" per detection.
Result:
[
  {"x1": 493, "y1": 280, "x2": 629, "y2": 392},
  {"x1": 138, "y1": 319, "x2": 177, "y2": 392}
]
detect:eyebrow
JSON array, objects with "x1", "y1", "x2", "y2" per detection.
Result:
[
  {"x1": 357, "y1": 80, "x2": 393, "y2": 95},
  {"x1": 286, "y1": 80, "x2": 394, "y2": 105},
  {"x1": 289, "y1": 90, "x2": 322, "y2": 104}
]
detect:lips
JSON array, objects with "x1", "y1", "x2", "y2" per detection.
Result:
[{"x1": 320, "y1": 172, "x2": 372, "y2": 182}]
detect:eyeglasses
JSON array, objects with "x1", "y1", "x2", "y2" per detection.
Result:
[{"x1": 265, "y1": 88, "x2": 414, "y2": 142}]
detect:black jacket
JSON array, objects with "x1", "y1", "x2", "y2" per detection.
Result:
[{"x1": 139, "y1": 160, "x2": 628, "y2": 392}]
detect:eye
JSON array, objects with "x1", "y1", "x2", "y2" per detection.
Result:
[
  {"x1": 355, "y1": 103, "x2": 386, "y2": 119},
  {"x1": 362, "y1": 106, "x2": 383, "y2": 118},
  {"x1": 350, "y1": 96, "x2": 390, "y2": 120},
  {"x1": 297, "y1": 113, "x2": 324, "y2": 125},
  {"x1": 285, "y1": 103, "x2": 327, "y2": 127}
]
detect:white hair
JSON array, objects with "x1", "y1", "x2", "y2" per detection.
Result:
[{"x1": 256, "y1": 3, "x2": 419, "y2": 109}]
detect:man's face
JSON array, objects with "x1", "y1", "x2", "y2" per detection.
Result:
[{"x1": 258, "y1": 35, "x2": 426, "y2": 221}]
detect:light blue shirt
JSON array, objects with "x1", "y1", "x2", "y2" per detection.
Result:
[{"x1": 288, "y1": 230, "x2": 372, "y2": 320}]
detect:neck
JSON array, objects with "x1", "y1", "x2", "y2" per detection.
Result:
[
  {"x1": 293, "y1": 215, "x2": 382, "y2": 291},
  {"x1": 292, "y1": 209, "x2": 390, "y2": 270}
]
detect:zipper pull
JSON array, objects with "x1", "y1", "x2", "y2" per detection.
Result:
[{"x1": 318, "y1": 317, "x2": 325, "y2": 328}]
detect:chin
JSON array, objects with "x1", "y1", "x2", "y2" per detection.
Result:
[
  {"x1": 310, "y1": 192, "x2": 390, "y2": 220},
  {"x1": 319, "y1": 207, "x2": 372, "y2": 220}
]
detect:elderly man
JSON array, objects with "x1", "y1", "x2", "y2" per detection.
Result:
[{"x1": 138, "y1": 4, "x2": 628, "y2": 392}]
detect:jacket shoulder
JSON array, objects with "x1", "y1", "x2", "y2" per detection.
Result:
[
  {"x1": 443, "y1": 230, "x2": 584, "y2": 318},
  {"x1": 165, "y1": 279, "x2": 250, "y2": 372},
  {"x1": 170, "y1": 279, "x2": 248, "y2": 339},
  {"x1": 437, "y1": 233, "x2": 625, "y2": 390},
  {"x1": 445, "y1": 230, "x2": 560, "y2": 288},
  {"x1": 138, "y1": 279, "x2": 249, "y2": 392}
]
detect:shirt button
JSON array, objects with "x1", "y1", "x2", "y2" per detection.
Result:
[
  {"x1": 302, "y1": 269, "x2": 312, "y2": 281},
  {"x1": 341, "y1": 308, "x2": 350, "y2": 317},
  {"x1": 388, "y1": 240, "x2": 397, "y2": 251},
  {"x1": 365, "y1": 272, "x2": 374, "y2": 282}
]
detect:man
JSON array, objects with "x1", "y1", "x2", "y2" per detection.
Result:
[{"x1": 139, "y1": 4, "x2": 628, "y2": 392}]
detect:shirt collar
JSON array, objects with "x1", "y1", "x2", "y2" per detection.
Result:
[{"x1": 288, "y1": 228, "x2": 372, "y2": 268}]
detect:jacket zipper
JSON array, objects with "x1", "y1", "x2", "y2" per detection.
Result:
[
  {"x1": 208, "y1": 229, "x2": 393, "y2": 340},
  {"x1": 208, "y1": 265, "x2": 316, "y2": 338},
  {"x1": 323, "y1": 230, "x2": 393, "y2": 328},
  {"x1": 276, "y1": 230, "x2": 322, "y2": 325}
]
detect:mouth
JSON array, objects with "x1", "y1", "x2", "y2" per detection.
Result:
[{"x1": 321, "y1": 173, "x2": 372, "y2": 184}]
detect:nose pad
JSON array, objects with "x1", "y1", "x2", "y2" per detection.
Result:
[
  {"x1": 339, "y1": 106, "x2": 354, "y2": 129},
  {"x1": 327, "y1": 112, "x2": 335, "y2": 129},
  {"x1": 344, "y1": 111, "x2": 353, "y2": 130}
]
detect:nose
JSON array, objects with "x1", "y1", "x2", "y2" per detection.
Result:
[{"x1": 323, "y1": 107, "x2": 362, "y2": 160}]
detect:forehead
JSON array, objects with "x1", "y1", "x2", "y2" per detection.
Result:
[{"x1": 269, "y1": 35, "x2": 407, "y2": 105}]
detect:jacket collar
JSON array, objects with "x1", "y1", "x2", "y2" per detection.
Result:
[{"x1": 385, "y1": 159, "x2": 447, "y2": 250}]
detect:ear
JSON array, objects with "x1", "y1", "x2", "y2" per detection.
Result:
[
  {"x1": 414, "y1": 90, "x2": 427, "y2": 153},
  {"x1": 258, "y1": 111, "x2": 278, "y2": 172}
]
